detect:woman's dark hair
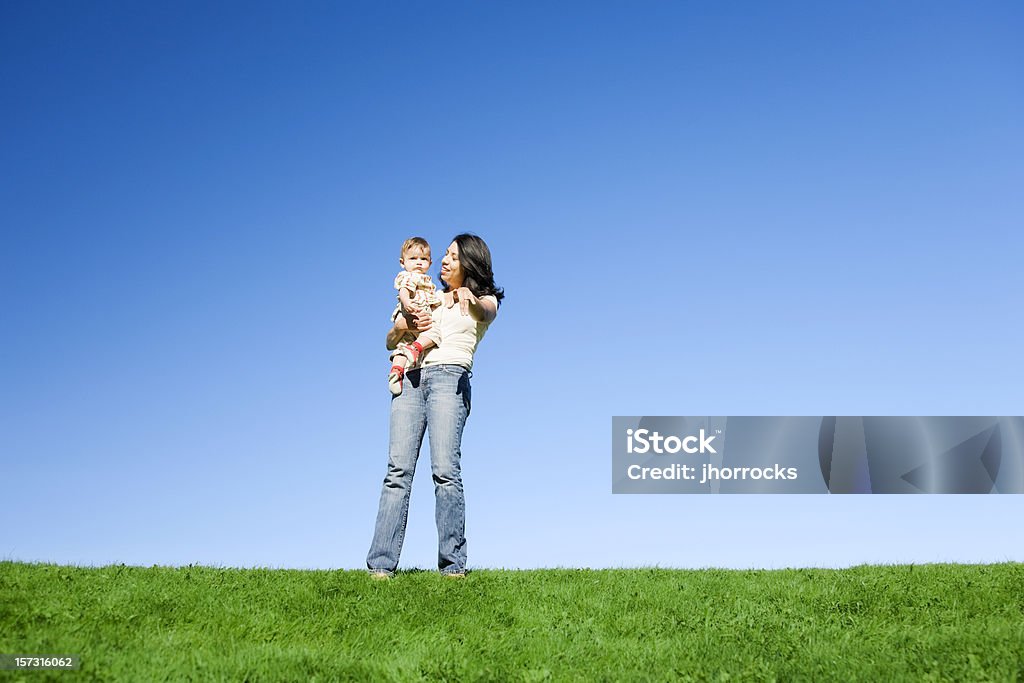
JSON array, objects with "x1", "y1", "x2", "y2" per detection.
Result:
[{"x1": 442, "y1": 233, "x2": 504, "y2": 305}]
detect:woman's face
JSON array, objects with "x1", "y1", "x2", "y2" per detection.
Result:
[{"x1": 440, "y1": 241, "x2": 463, "y2": 288}]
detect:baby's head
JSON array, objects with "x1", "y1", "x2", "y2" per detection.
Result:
[{"x1": 399, "y1": 237, "x2": 432, "y2": 275}]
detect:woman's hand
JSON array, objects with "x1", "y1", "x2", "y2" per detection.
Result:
[
  {"x1": 451, "y1": 287, "x2": 479, "y2": 316},
  {"x1": 447, "y1": 287, "x2": 496, "y2": 322},
  {"x1": 386, "y1": 309, "x2": 432, "y2": 350},
  {"x1": 410, "y1": 307, "x2": 432, "y2": 330}
]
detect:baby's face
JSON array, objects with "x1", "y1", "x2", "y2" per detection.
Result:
[{"x1": 401, "y1": 248, "x2": 431, "y2": 274}]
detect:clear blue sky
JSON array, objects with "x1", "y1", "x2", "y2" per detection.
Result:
[{"x1": 2, "y1": 1, "x2": 1022, "y2": 570}]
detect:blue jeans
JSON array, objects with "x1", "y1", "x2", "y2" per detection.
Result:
[{"x1": 367, "y1": 365, "x2": 472, "y2": 575}]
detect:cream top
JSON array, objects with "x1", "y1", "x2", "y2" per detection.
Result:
[{"x1": 420, "y1": 294, "x2": 498, "y2": 370}]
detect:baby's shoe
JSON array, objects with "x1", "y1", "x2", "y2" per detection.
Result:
[{"x1": 388, "y1": 364, "x2": 405, "y2": 396}]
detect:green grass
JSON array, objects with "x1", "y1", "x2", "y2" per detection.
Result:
[{"x1": 2, "y1": 562, "x2": 1022, "y2": 682}]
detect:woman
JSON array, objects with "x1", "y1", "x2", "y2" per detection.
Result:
[{"x1": 367, "y1": 234, "x2": 504, "y2": 578}]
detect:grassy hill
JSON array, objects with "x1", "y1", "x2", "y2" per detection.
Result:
[{"x1": 2, "y1": 562, "x2": 1022, "y2": 681}]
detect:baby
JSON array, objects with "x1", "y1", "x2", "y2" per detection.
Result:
[{"x1": 388, "y1": 237, "x2": 442, "y2": 395}]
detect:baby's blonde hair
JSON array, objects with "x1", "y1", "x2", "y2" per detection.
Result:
[{"x1": 400, "y1": 236, "x2": 431, "y2": 259}]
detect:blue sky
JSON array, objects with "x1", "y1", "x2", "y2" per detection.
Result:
[{"x1": 2, "y1": 1, "x2": 1022, "y2": 570}]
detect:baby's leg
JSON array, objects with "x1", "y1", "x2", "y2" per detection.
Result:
[
  {"x1": 387, "y1": 336, "x2": 438, "y2": 396},
  {"x1": 387, "y1": 328, "x2": 418, "y2": 396},
  {"x1": 397, "y1": 337, "x2": 436, "y2": 367}
]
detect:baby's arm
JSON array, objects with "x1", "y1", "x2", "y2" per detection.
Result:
[
  {"x1": 394, "y1": 271, "x2": 419, "y2": 310},
  {"x1": 398, "y1": 287, "x2": 418, "y2": 314}
]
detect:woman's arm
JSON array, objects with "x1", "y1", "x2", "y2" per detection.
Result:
[
  {"x1": 386, "y1": 308, "x2": 433, "y2": 350},
  {"x1": 451, "y1": 287, "x2": 497, "y2": 322}
]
